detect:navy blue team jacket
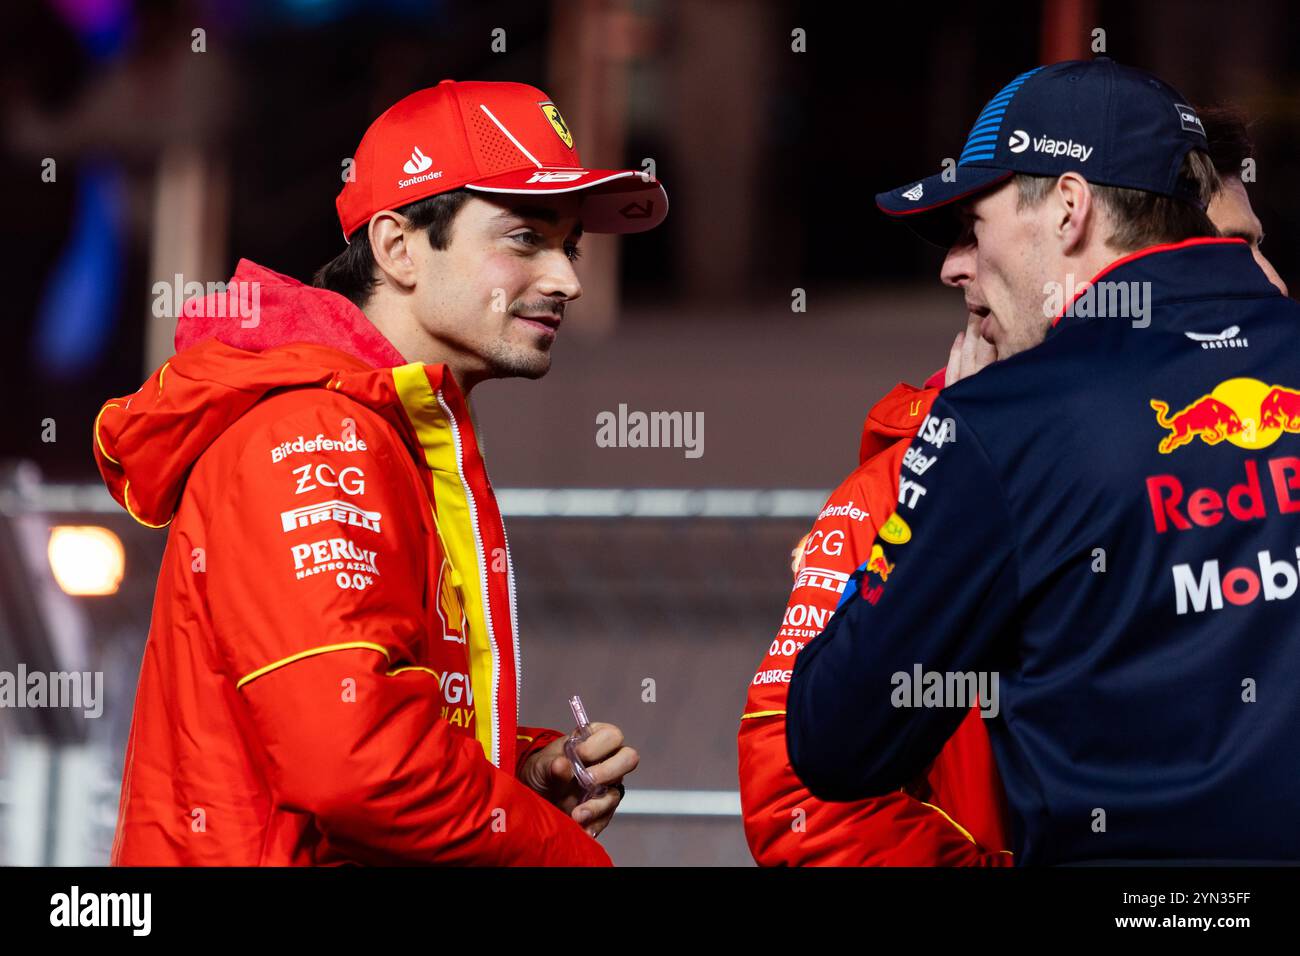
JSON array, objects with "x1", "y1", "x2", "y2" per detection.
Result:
[{"x1": 787, "y1": 237, "x2": 1300, "y2": 864}]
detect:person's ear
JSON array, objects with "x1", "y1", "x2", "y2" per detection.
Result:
[
  {"x1": 369, "y1": 211, "x2": 418, "y2": 291},
  {"x1": 1053, "y1": 172, "x2": 1094, "y2": 256}
]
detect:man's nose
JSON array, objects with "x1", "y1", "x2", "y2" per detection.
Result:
[
  {"x1": 1254, "y1": 248, "x2": 1289, "y2": 298},
  {"x1": 538, "y1": 252, "x2": 582, "y2": 301},
  {"x1": 941, "y1": 242, "x2": 976, "y2": 289}
]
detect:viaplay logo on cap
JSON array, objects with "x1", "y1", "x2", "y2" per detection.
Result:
[{"x1": 1008, "y1": 129, "x2": 1093, "y2": 162}]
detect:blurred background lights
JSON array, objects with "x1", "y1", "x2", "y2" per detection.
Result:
[{"x1": 47, "y1": 525, "x2": 125, "y2": 596}]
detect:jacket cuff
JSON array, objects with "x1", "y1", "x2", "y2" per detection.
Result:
[{"x1": 515, "y1": 726, "x2": 567, "y2": 779}]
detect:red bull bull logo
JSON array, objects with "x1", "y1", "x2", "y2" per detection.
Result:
[
  {"x1": 1151, "y1": 379, "x2": 1300, "y2": 454},
  {"x1": 867, "y1": 543, "x2": 894, "y2": 581}
]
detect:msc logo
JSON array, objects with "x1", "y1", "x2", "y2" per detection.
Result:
[
  {"x1": 1008, "y1": 130, "x2": 1029, "y2": 153},
  {"x1": 539, "y1": 102, "x2": 574, "y2": 148},
  {"x1": 1150, "y1": 378, "x2": 1300, "y2": 454}
]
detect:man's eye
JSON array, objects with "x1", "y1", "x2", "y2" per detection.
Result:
[
  {"x1": 511, "y1": 231, "x2": 541, "y2": 248},
  {"x1": 565, "y1": 244, "x2": 583, "y2": 263}
]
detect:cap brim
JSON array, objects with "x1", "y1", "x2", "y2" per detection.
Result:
[
  {"x1": 875, "y1": 166, "x2": 1012, "y2": 246},
  {"x1": 465, "y1": 167, "x2": 667, "y2": 234}
]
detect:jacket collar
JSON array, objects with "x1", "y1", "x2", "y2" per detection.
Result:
[
  {"x1": 174, "y1": 259, "x2": 408, "y2": 369},
  {"x1": 1049, "y1": 237, "x2": 1280, "y2": 337}
]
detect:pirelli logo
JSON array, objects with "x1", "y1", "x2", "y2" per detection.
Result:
[
  {"x1": 280, "y1": 500, "x2": 382, "y2": 534},
  {"x1": 793, "y1": 566, "x2": 850, "y2": 594}
]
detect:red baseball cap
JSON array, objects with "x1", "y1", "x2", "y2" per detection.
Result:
[{"x1": 336, "y1": 79, "x2": 668, "y2": 242}]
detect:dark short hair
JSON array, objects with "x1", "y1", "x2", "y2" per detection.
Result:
[
  {"x1": 1197, "y1": 105, "x2": 1255, "y2": 180},
  {"x1": 1013, "y1": 148, "x2": 1219, "y2": 253},
  {"x1": 313, "y1": 189, "x2": 473, "y2": 308}
]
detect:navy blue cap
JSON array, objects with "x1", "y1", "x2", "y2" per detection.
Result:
[{"x1": 877, "y1": 59, "x2": 1209, "y2": 245}]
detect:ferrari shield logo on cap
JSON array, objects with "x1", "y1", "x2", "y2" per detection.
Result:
[{"x1": 539, "y1": 102, "x2": 574, "y2": 148}]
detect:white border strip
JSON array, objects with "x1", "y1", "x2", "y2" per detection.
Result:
[{"x1": 617, "y1": 789, "x2": 741, "y2": 817}]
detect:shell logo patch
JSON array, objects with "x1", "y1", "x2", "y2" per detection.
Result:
[
  {"x1": 436, "y1": 559, "x2": 467, "y2": 644},
  {"x1": 539, "y1": 102, "x2": 574, "y2": 148}
]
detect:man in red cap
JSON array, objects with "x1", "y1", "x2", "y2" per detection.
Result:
[{"x1": 95, "y1": 80, "x2": 665, "y2": 865}]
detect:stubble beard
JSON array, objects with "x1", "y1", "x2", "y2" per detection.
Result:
[{"x1": 482, "y1": 333, "x2": 553, "y2": 381}]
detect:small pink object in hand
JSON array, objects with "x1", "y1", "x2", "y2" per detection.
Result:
[{"x1": 564, "y1": 695, "x2": 608, "y2": 803}]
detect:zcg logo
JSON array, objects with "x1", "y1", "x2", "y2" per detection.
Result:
[{"x1": 293, "y1": 463, "x2": 366, "y2": 496}]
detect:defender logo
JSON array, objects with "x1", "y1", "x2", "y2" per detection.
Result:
[{"x1": 280, "y1": 500, "x2": 382, "y2": 534}]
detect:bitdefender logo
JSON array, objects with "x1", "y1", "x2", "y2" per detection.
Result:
[{"x1": 270, "y1": 433, "x2": 367, "y2": 464}]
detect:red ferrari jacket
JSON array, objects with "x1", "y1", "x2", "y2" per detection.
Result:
[
  {"x1": 738, "y1": 379, "x2": 1013, "y2": 866},
  {"x1": 95, "y1": 259, "x2": 609, "y2": 866}
]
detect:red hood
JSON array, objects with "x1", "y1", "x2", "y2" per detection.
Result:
[
  {"x1": 94, "y1": 260, "x2": 431, "y2": 527},
  {"x1": 858, "y1": 379, "x2": 942, "y2": 465},
  {"x1": 174, "y1": 258, "x2": 406, "y2": 366}
]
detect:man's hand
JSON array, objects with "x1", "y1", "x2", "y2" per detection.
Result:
[
  {"x1": 521, "y1": 723, "x2": 638, "y2": 838},
  {"x1": 945, "y1": 314, "x2": 998, "y2": 386}
]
